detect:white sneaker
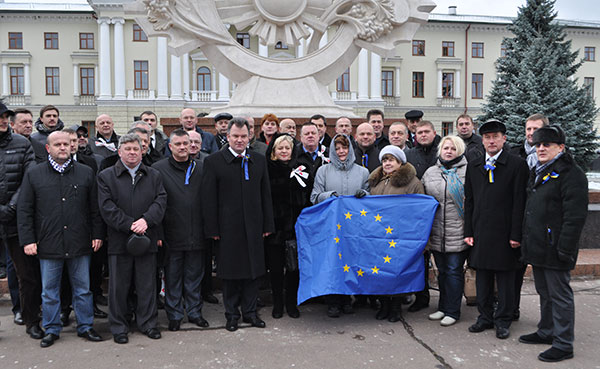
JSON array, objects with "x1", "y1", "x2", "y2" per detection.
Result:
[
  {"x1": 440, "y1": 316, "x2": 457, "y2": 326},
  {"x1": 428, "y1": 311, "x2": 445, "y2": 320}
]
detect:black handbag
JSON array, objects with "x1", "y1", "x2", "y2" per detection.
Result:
[
  {"x1": 284, "y1": 239, "x2": 299, "y2": 272},
  {"x1": 126, "y1": 233, "x2": 151, "y2": 256}
]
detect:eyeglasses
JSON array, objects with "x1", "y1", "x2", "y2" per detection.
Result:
[{"x1": 77, "y1": 133, "x2": 88, "y2": 138}]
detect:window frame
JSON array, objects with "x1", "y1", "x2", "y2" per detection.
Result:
[
  {"x1": 45, "y1": 67, "x2": 60, "y2": 95},
  {"x1": 412, "y1": 40, "x2": 425, "y2": 56},
  {"x1": 584, "y1": 77, "x2": 595, "y2": 98},
  {"x1": 442, "y1": 41, "x2": 455, "y2": 57},
  {"x1": 10, "y1": 66, "x2": 24, "y2": 95},
  {"x1": 236, "y1": 33, "x2": 250, "y2": 48},
  {"x1": 442, "y1": 72, "x2": 454, "y2": 97},
  {"x1": 584, "y1": 47, "x2": 596, "y2": 62},
  {"x1": 9, "y1": 32, "x2": 23, "y2": 49},
  {"x1": 472, "y1": 73, "x2": 483, "y2": 99},
  {"x1": 44, "y1": 32, "x2": 59, "y2": 49},
  {"x1": 79, "y1": 33, "x2": 94, "y2": 50},
  {"x1": 275, "y1": 41, "x2": 288, "y2": 49},
  {"x1": 133, "y1": 24, "x2": 148, "y2": 42},
  {"x1": 471, "y1": 42, "x2": 484, "y2": 58},
  {"x1": 336, "y1": 68, "x2": 350, "y2": 92},
  {"x1": 80, "y1": 67, "x2": 95, "y2": 96},
  {"x1": 442, "y1": 122, "x2": 453, "y2": 136},
  {"x1": 196, "y1": 66, "x2": 211, "y2": 91},
  {"x1": 412, "y1": 71, "x2": 424, "y2": 98},
  {"x1": 381, "y1": 70, "x2": 394, "y2": 97},
  {"x1": 134, "y1": 60, "x2": 149, "y2": 90}
]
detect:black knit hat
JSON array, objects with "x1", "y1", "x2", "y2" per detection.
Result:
[{"x1": 532, "y1": 125, "x2": 566, "y2": 146}]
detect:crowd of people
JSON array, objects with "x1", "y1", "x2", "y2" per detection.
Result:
[{"x1": 0, "y1": 101, "x2": 588, "y2": 363}]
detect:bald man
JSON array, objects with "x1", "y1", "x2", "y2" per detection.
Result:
[
  {"x1": 90, "y1": 114, "x2": 120, "y2": 159},
  {"x1": 179, "y1": 108, "x2": 218, "y2": 154},
  {"x1": 354, "y1": 122, "x2": 380, "y2": 173}
]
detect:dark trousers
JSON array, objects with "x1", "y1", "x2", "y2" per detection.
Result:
[
  {"x1": 164, "y1": 249, "x2": 205, "y2": 322},
  {"x1": 432, "y1": 250, "x2": 469, "y2": 320},
  {"x1": 475, "y1": 268, "x2": 516, "y2": 329},
  {"x1": 533, "y1": 266, "x2": 574, "y2": 352},
  {"x1": 222, "y1": 278, "x2": 260, "y2": 321},
  {"x1": 414, "y1": 251, "x2": 431, "y2": 303},
  {"x1": 5, "y1": 235, "x2": 42, "y2": 328},
  {"x1": 108, "y1": 253, "x2": 157, "y2": 335},
  {"x1": 265, "y1": 241, "x2": 299, "y2": 309},
  {"x1": 201, "y1": 240, "x2": 216, "y2": 296},
  {"x1": 514, "y1": 262, "x2": 527, "y2": 312},
  {"x1": 4, "y1": 240, "x2": 21, "y2": 314},
  {"x1": 90, "y1": 243, "x2": 107, "y2": 297}
]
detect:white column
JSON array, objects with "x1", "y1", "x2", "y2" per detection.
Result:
[
  {"x1": 455, "y1": 70, "x2": 461, "y2": 98},
  {"x1": 297, "y1": 40, "x2": 304, "y2": 58},
  {"x1": 395, "y1": 66, "x2": 401, "y2": 98},
  {"x1": 170, "y1": 55, "x2": 182, "y2": 99},
  {"x1": 1, "y1": 64, "x2": 8, "y2": 96},
  {"x1": 73, "y1": 64, "x2": 79, "y2": 96},
  {"x1": 218, "y1": 73, "x2": 229, "y2": 101},
  {"x1": 259, "y1": 42, "x2": 268, "y2": 57},
  {"x1": 357, "y1": 49, "x2": 369, "y2": 100},
  {"x1": 94, "y1": 65, "x2": 98, "y2": 96},
  {"x1": 112, "y1": 17, "x2": 126, "y2": 99},
  {"x1": 182, "y1": 53, "x2": 190, "y2": 100},
  {"x1": 156, "y1": 37, "x2": 168, "y2": 99},
  {"x1": 97, "y1": 17, "x2": 111, "y2": 99},
  {"x1": 437, "y1": 69, "x2": 443, "y2": 98},
  {"x1": 370, "y1": 52, "x2": 382, "y2": 100},
  {"x1": 24, "y1": 63, "x2": 31, "y2": 96}
]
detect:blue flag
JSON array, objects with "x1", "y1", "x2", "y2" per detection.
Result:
[{"x1": 295, "y1": 194, "x2": 439, "y2": 304}]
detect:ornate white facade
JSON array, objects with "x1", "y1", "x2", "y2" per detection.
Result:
[{"x1": 0, "y1": 0, "x2": 599, "y2": 134}]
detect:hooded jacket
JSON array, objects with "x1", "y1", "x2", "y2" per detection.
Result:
[
  {"x1": 311, "y1": 134, "x2": 369, "y2": 204},
  {"x1": 30, "y1": 118, "x2": 65, "y2": 145}
]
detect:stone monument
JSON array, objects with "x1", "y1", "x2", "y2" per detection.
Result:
[{"x1": 126, "y1": 0, "x2": 436, "y2": 117}]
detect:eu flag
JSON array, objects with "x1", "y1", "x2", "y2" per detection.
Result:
[{"x1": 295, "y1": 194, "x2": 439, "y2": 304}]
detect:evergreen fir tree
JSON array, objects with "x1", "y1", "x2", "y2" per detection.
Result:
[{"x1": 479, "y1": 0, "x2": 598, "y2": 168}]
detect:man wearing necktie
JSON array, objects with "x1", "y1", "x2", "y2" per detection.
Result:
[
  {"x1": 464, "y1": 119, "x2": 529, "y2": 340},
  {"x1": 202, "y1": 117, "x2": 275, "y2": 332}
]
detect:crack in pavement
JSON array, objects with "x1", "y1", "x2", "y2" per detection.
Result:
[{"x1": 399, "y1": 316, "x2": 453, "y2": 369}]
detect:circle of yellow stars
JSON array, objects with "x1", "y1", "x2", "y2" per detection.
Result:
[{"x1": 337, "y1": 209, "x2": 395, "y2": 277}]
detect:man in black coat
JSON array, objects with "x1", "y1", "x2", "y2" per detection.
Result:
[
  {"x1": 354, "y1": 122, "x2": 380, "y2": 173},
  {"x1": 310, "y1": 114, "x2": 331, "y2": 151},
  {"x1": 0, "y1": 102, "x2": 43, "y2": 340},
  {"x1": 202, "y1": 117, "x2": 275, "y2": 332},
  {"x1": 90, "y1": 114, "x2": 120, "y2": 159},
  {"x1": 154, "y1": 129, "x2": 209, "y2": 332},
  {"x1": 179, "y1": 108, "x2": 218, "y2": 154},
  {"x1": 18, "y1": 131, "x2": 104, "y2": 347},
  {"x1": 140, "y1": 111, "x2": 168, "y2": 162},
  {"x1": 464, "y1": 120, "x2": 529, "y2": 340},
  {"x1": 367, "y1": 109, "x2": 390, "y2": 150},
  {"x1": 456, "y1": 114, "x2": 485, "y2": 163},
  {"x1": 519, "y1": 126, "x2": 588, "y2": 363},
  {"x1": 294, "y1": 122, "x2": 327, "y2": 206},
  {"x1": 10, "y1": 108, "x2": 49, "y2": 162},
  {"x1": 30, "y1": 105, "x2": 64, "y2": 146},
  {"x1": 404, "y1": 110, "x2": 423, "y2": 148},
  {"x1": 97, "y1": 133, "x2": 167, "y2": 344}
]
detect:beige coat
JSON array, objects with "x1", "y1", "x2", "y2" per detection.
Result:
[{"x1": 368, "y1": 163, "x2": 424, "y2": 195}]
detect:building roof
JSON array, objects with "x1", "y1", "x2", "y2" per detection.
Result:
[
  {"x1": 429, "y1": 13, "x2": 600, "y2": 29},
  {"x1": 0, "y1": 0, "x2": 93, "y2": 12}
]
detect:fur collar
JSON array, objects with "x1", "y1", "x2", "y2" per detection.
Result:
[{"x1": 368, "y1": 162, "x2": 418, "y2": 188}]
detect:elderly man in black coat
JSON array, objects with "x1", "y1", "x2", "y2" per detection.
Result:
[
  {"x1": 97, "y1": 133, "x2": 167, "y2": 344},
  {"x1": 518, "y1": 126, "x2": 588, "y2": 363},
  {"x1": 18, "y1": 131, "x2": 105, "y2": 347},
  {"x1": 464, "y1": 120, "x2": 529, "y2": 340},
  {"x1": 202, "y1": 117, "x2": 275, "y2": 332},
  {"x1": 154, "y1": 129, "x2": 208, "y2": 332}
]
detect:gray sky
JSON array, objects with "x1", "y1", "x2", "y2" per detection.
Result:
[{"x1": 432, "y1": 0, "x2": 600, "y2": 21}]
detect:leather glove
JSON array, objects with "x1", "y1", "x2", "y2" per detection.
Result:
[
  {"x1": 330, "y1": 192, "x2": 339, "y2": 197},
  {"x1": 354, "y1": 189, "x2": 367, "y2": 198}
]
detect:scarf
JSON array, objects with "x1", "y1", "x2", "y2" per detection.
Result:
[
  {"x1": 440, "y1": 165, "x2": 464, "y2": 219},
  {"x1": 524, "y1": 141, "x2": 537, "y2": 169},
  {"x1": 95, "y1": 136, "x2": 117, "y2": 152},
  {"x1": 535, "y1": 151, "x2": 564, "y2": 183},
  {"x1": 48, "y1": 155, "x2": 71, "y2": 173}
]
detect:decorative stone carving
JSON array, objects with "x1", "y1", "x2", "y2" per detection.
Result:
[{"x1": 126, "y1": 0, "x2": 435, "y2": 116}]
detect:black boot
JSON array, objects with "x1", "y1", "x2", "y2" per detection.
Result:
[
  {"x1": 388, "y1": 296, "x2": 403, "y2": 322},
  {"x1": 272, "y1": 293, "x2": 284, "y2": 319},
  {"x1": 375, "y1": 297, "x2": 391, "y2": 320}
]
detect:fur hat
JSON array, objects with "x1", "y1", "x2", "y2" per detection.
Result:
[{"x1": 532, "y1": 125, "x2": 566, "y2": 145}]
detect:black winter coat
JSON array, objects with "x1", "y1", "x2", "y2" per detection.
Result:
[
  {"x1": 463, "y1": 134, "x2": 485, "y2": 163},
  {"x1": 201, "y1": 148, "x2": 275, "y2": 279},
  {"x1": 521, "y1": 153, "x2": 588, "y2": 270},
  {"x1": 354, "y1": 144, "x2": 380, "y2": 173},
  {"x1": 97, "y1": 160, "x2": 167, "y2": 255},
  {"x1": 90, "y1": 132, "x2": 120, "y2": 159},
  {"x1": 17, "y1": 161, "x2": 104, "y2": 259},
  {"x1": 30, "y1": 118, "x2": 65, "y2": 145},
  {"x1": 294, "y1": 145, "x2": 326, "y2": 208},
  {"x1": 464, "y1": 150, "x2": 529, "y2": 270},
  {"x1": 0, "y1": 130, "x2": 35, "y2": 237},
  {"x1": 374, "y1": 134, "x2": 390, "y2": 151},
  {"x1": 406, "y1": 135, "x2": 441, "y2": 179},
  {"x1": 153, "y1": 157, "x2": 205, "y2": 251}
]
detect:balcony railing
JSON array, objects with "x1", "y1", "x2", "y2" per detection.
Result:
[
  {"x1": 78, "y1": 95, "x2": 97, "y2": 106},
  {"x1": 127, "y1": 89, "x2": 156, "y2": 100},
  {"x1": 383, "y1": 96, "x2": 400, "y2": 107},
  {"x1": 190, "y1": 90, "x2": 217, "y2": 102},
  {"x1": 437, "y1": 96, "x2": 461, "y2": 107},
  {"x1": 3, "y1": 94, "x2": 28, "y2": 106},
  {"x1": 331, "y1": 91, "x2": 357, "y2": 101}
]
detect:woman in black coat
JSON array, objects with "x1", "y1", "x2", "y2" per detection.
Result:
[{"x1": 265, "y1": 134, "x2": 309, "y2": 318}]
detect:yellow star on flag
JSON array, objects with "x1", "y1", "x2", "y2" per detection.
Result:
[
  {"x1": 334, "y1": 237, "x2": 340, "y2": 243},
  {"x1": 338, "y1": 252, "x2": 342, "y2": 260},
  {"x1": 336, "y1": 223, "x2": 341, "y2": 230},
  {"x1": 357, "y1": 269, "x2": 364, "y2": 277},
  {"x1": 388, "y1": 240, "x2": 397, "y2": 248},
  {"x1": 343, "y1": 264, "x2": 350, "y2": 272},
  {"x1": 383, "y1": 255, "x2": 392, "y2": 263},
  {"x1": 374, "y1": 214, "x2": 382, "y2": 222},
  {"x1": 385, "y1": 226, "x2": 394, "y2": 234},
  {"x1": 345, "y1": 212, "x2": 352, "y2": 220},
  {"x1": 371, "y1": 266, "x2": 380, "y2": 274},
  {"x1": 360, "y1": 209, "x2": 367, "y2": 216}
]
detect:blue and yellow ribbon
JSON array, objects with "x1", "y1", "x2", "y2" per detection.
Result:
[
  {"x1": 362, "y1": 154, "x2": 368, "y2": 168},
  {"x1": 541, "y1": 171, "x2": 559, "y2": 184},
  {"x1": 241, "y1": 154, "x2": 250, "y2": 181},
  {"x1": 484, "y1": 163, "x2": 496, "y2": 183}
]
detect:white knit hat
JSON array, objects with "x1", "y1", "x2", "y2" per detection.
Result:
[{"x1": 379, "y1": 145, "x2": 406, "y2": 164}]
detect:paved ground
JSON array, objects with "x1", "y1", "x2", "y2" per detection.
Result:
[{"x1": 0, "y1": 277, "x2": 599, "y2": 369}]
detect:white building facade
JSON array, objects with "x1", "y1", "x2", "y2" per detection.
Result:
[{"x1": 1, "y1": 0, "x2": 599, "y2": 135}]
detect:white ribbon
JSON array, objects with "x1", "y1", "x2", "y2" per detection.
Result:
[
  {"x1": 95, "y1": 137, "x2": 117, "y2": 152},
  {"x1": 290, "y1": 165, "x2": 309, "y2": 187}
]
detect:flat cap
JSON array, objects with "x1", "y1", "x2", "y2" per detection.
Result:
[
  {"x1": 404, "y1": 110, "x2": 424, "y2": 120},
  {"x1": 479, "y1": 119, "x2": 506, "y2": 135},
  {"x1": 214, "y1": 112, "x2": 233, "y2": 122}
]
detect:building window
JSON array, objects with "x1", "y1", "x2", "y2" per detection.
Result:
[
  {"x1": 472, "y1": 73, "x2": 483, "y2": 99},
  {"x1": 275, "y1": 41, "x2": 288, "y2": 49},
  {"x1": 412, "y1": 40, "x2": 425, "y2": 56},
  {"x1": 236, "y1": 33, "x2": 250, "y2": 48},
  {"x1": 45, "y1": 67, "x2": 60, "y2": 95},
  {"x1": 442, "y1": 122, "x2": 453, "y2": 136},
  {"x1": 442, "y1": 41, "x2": 454, "y2": 57},
  {"x1": 196, "y1": 67, "x2": 211, "y2": 91},
  {"x1": 9, "y1": 32, "x2": 23, "y2": 49},
  {"x1": 44, "y1": 32, "x2": 59, "y2": 49},
  {"x1": 10, "y1": 67, "x2": 24, "y2": 95},
  {"x1": 133, "y1": 24, "x2": 148, "y2": 42},
  {"x1": 382, "y1": 70, "x2": 394, "y2": 97},
  {"x1": 80, "y1": 67, "x2": 95, "y2": 96},
  {"x1": 336, "y1": 68, "x2": 350, "y2": 92},
  {"x1": 81, "y1": 121, "x2": 95, "y2": 137},
  {"x1": 79, "y1": 33, "x2": 94, "y2": 49},
  {"x1": 412, "y1": 72, "x2": 424, "y2": 98},
  {"x1": 442, "y1": 72, "x2": 454, "y2": 97},
  {"x1": 584, "y1": 77, "x2": 594, "y2": 98},
  {"x1": 472, "y1": 42, "x2": 484, "y2": 58},
  {"x1": 134, "y1": 61, "x2": 149, "y2": 90},
  {"x1": 500, "y1": 43, "x2": 507, "y2": 57},
  {"x1": 584, "y1": 47, "x2": 596, "y2": 61}
]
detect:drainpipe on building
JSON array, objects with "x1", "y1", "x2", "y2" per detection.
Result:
[{"x1": 464, "y1": 23, "x2": 471, "y2": 114}]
